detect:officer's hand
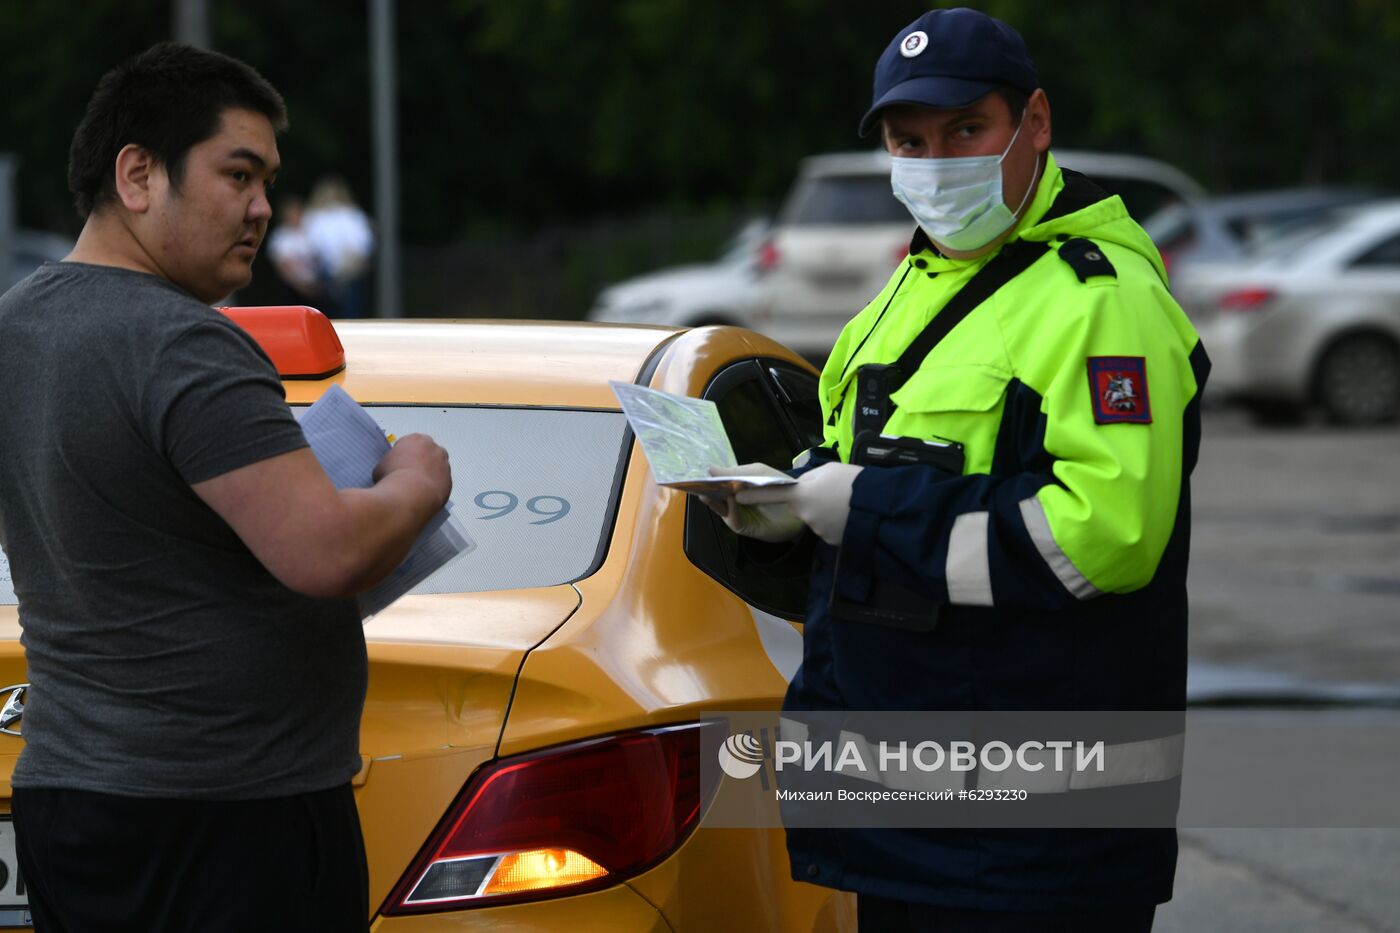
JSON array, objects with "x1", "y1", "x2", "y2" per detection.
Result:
[
  {"x1": 697, "y1": 463, "x2": 805, "y2": 543},
  {"x1": 372, "y1": 433, "x2": 452, "y2": 509},
  {"x1": 737, "y1": 462, "x2": 863, "y2": 547}
]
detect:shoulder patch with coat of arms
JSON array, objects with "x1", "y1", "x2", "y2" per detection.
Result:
[{"x1": 1088, "y1": 356, "x2": 1152, "y2": 424}]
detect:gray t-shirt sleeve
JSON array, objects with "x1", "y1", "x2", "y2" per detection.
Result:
[{"x1": 148, "y1": 318, "x2": 310, "y2": 485}]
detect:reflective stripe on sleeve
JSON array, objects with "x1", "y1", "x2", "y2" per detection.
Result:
[
  {"x1": 946, "y1": 511, "x2": 993, "y2": 606},
  {"x1": 783, "y1": 717, "x2": 1186, "y2": 796},
  {"x1": 977, "y1": 733, "x2": 1184, "y2": 793},
  {"x1": 1068, "y1": 732, "x2": 1185, "y2": 791},
  {"x1": 1018, "y1": 494, "x2": 1101, "y2": 600}
]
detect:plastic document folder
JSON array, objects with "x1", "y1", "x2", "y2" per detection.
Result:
[{"x1": 610, "y1": 381, "x2": 796, "y2": 494}]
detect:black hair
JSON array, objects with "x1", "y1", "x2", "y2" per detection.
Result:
[
  {"x1": 996, "y1": 87, "x2": 1029, "y2": 124},
  {"x1": 67, "y1": 42, "x2": 288, "y2": 219},
  {"x1": 877, "y1": 85, "x2": 1031, "y2": 139}
]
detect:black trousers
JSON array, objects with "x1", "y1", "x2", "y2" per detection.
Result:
[
  {"x1": 858, "y1": 895, "x2": 1156, "y2": 933},
  {"x1": 12, "y1": 784, "x2": 368, "y2": 933}
]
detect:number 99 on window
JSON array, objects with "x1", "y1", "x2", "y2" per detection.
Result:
[{"x1": 472, "y1": 491, "x2": 571, "y2": 525}]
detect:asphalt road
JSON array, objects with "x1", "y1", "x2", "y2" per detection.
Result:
[
  {"x1": 1162, "y1": 828, "x2": 1400, "y2": 932},
  {"x1": 1157, "y1": 409, "x2": 1400, "y2": 932},
  {"x1": 1187, "y1": 408, "x2": 1400, "y2": 689}
]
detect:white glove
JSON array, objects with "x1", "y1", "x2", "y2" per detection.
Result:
[
  {"x1": 737, "y1": 462, "x2": 863, "y2": 547},
  {"x1": 698, "y1": 463, "x2": 805, "y2": 543}
]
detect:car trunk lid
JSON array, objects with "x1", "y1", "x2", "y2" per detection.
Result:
[{"x1": 0, "y1": 584, "x2": 582, "y2": 915}]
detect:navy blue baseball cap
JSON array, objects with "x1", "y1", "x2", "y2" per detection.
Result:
[{"x1": 859, "y1": 7, "x2": 1039, "y2": 136}]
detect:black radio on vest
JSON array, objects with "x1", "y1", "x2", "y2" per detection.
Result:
[{"x1": 853, "y1": 363, "x2": 902, "y2": 437}]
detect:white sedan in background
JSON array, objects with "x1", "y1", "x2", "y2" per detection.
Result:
[
  {"x1": 587, "y1": 218, "x2": 769, "y2": 328},
  {"x1": 1172, "y1": 200, "x2": 1400, "y2": 425}
]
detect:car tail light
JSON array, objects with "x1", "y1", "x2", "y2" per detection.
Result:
[
  {"x1": 380, "y1": 722, "x2": 721, "y2": 915},
  {"x1": 1218, "y1": 287, "x2": 1277, "y2": 313},
  {"x1": 893, "y1": 243, "x2": 910, "y2": 263},
  {"x1": 756, "y1": 238, "x2": 781, "y2": 274}
]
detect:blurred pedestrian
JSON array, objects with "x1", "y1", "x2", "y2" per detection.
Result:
[
  {"x1": 0, "y1": 41, "x2": 451, "y2": 932},
  {"x1": 305, "y1": 175, "x2": 375, "y2": 318},
  {"x1": 708, "y1": 8, "x2": 1208, "y2": 931},
  {"x1": 267, "y1": 194, "x2": 325, "y2": 305}
]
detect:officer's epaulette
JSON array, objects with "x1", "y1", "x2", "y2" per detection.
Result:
[{"x1": 1056, "y1": 237, "x2": 1116, "y2": 283}]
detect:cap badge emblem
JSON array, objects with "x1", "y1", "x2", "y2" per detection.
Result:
[{"x1": 900, "y1": 31, "x2": 928, "y2": 58}]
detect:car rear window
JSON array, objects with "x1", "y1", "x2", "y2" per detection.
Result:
[
  {"x1": 0, "y1": 407, "x2": 629, "y2": 606},
  {"x1": 305, "y1": 405, "x2": 629, "y2": 594},
  {"x1": 1142, "y1": 203, "x2": 1193, "y2": 249},
  {"x1": 1232, "y1": 207, "x2": 1355, "y2": 253},
  {"x1": 782, "y1": 173, "x2": 910, "y2": 226},
  {"x1": 1252, "y1": 217, "x2": 1349, "y2": 266}
]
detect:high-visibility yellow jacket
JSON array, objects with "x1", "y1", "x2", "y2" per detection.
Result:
[{"x1": 784, "y1": 153, "x2": 1209, "y2": 910}]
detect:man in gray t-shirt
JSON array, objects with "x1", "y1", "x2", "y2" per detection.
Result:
[
  {"x1": 1, "y1": 264, "x2": 367, "y2": 799},
  {"x1": 0, "y1": 44, "x2": 451, "y2": 932}
]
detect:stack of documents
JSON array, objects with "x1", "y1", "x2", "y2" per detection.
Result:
[{"x1": 299, "y1": 385, "x2": 474, "y2": 618}]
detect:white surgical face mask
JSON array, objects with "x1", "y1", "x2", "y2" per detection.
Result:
[{"x1": 889, "y1": 115, "x2": 1038, "y2": 253}]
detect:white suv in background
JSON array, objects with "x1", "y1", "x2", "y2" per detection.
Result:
[
  {"x1": 587, "y1": 150, "x2": 1204, "y2": 361},
  {"x1": 752, "y1": 149, "x2": 1206, "y2": 359}
]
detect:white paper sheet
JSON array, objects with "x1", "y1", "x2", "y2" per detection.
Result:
[
  {"x1": 299, "y1": 384, "x2": 474, "y2": 618},
  {"x1": 0, "y1": 544, "x2": 15, "y2": 606}
]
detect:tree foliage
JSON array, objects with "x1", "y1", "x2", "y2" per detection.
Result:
[{"x1": 4, "y1": 0, "x2": 1400, "y2": 240}]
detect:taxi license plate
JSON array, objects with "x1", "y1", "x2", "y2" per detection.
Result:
[{"x1": 0, "y1": 819, "x2": 31, "y2": 926}]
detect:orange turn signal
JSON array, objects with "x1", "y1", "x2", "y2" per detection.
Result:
[{"x1": 480, "y1": 848, "x2": 607, "y2": 896}]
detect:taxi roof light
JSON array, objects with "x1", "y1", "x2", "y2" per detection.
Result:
[
  {"x1": 217, "y1": 305, "x2": 345, "y2": 378},
  {"x1": 381, "y1": 722, "x2": 720, "y2": 915}
]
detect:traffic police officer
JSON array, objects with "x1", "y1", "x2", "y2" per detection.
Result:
[{"x1": 711, "y1": 8, "x2": 1209, "y2": 932}]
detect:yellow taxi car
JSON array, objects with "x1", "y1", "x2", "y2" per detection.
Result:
[{"x1": 0, "y1": 309, "x2": 854, "y2": 931}]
